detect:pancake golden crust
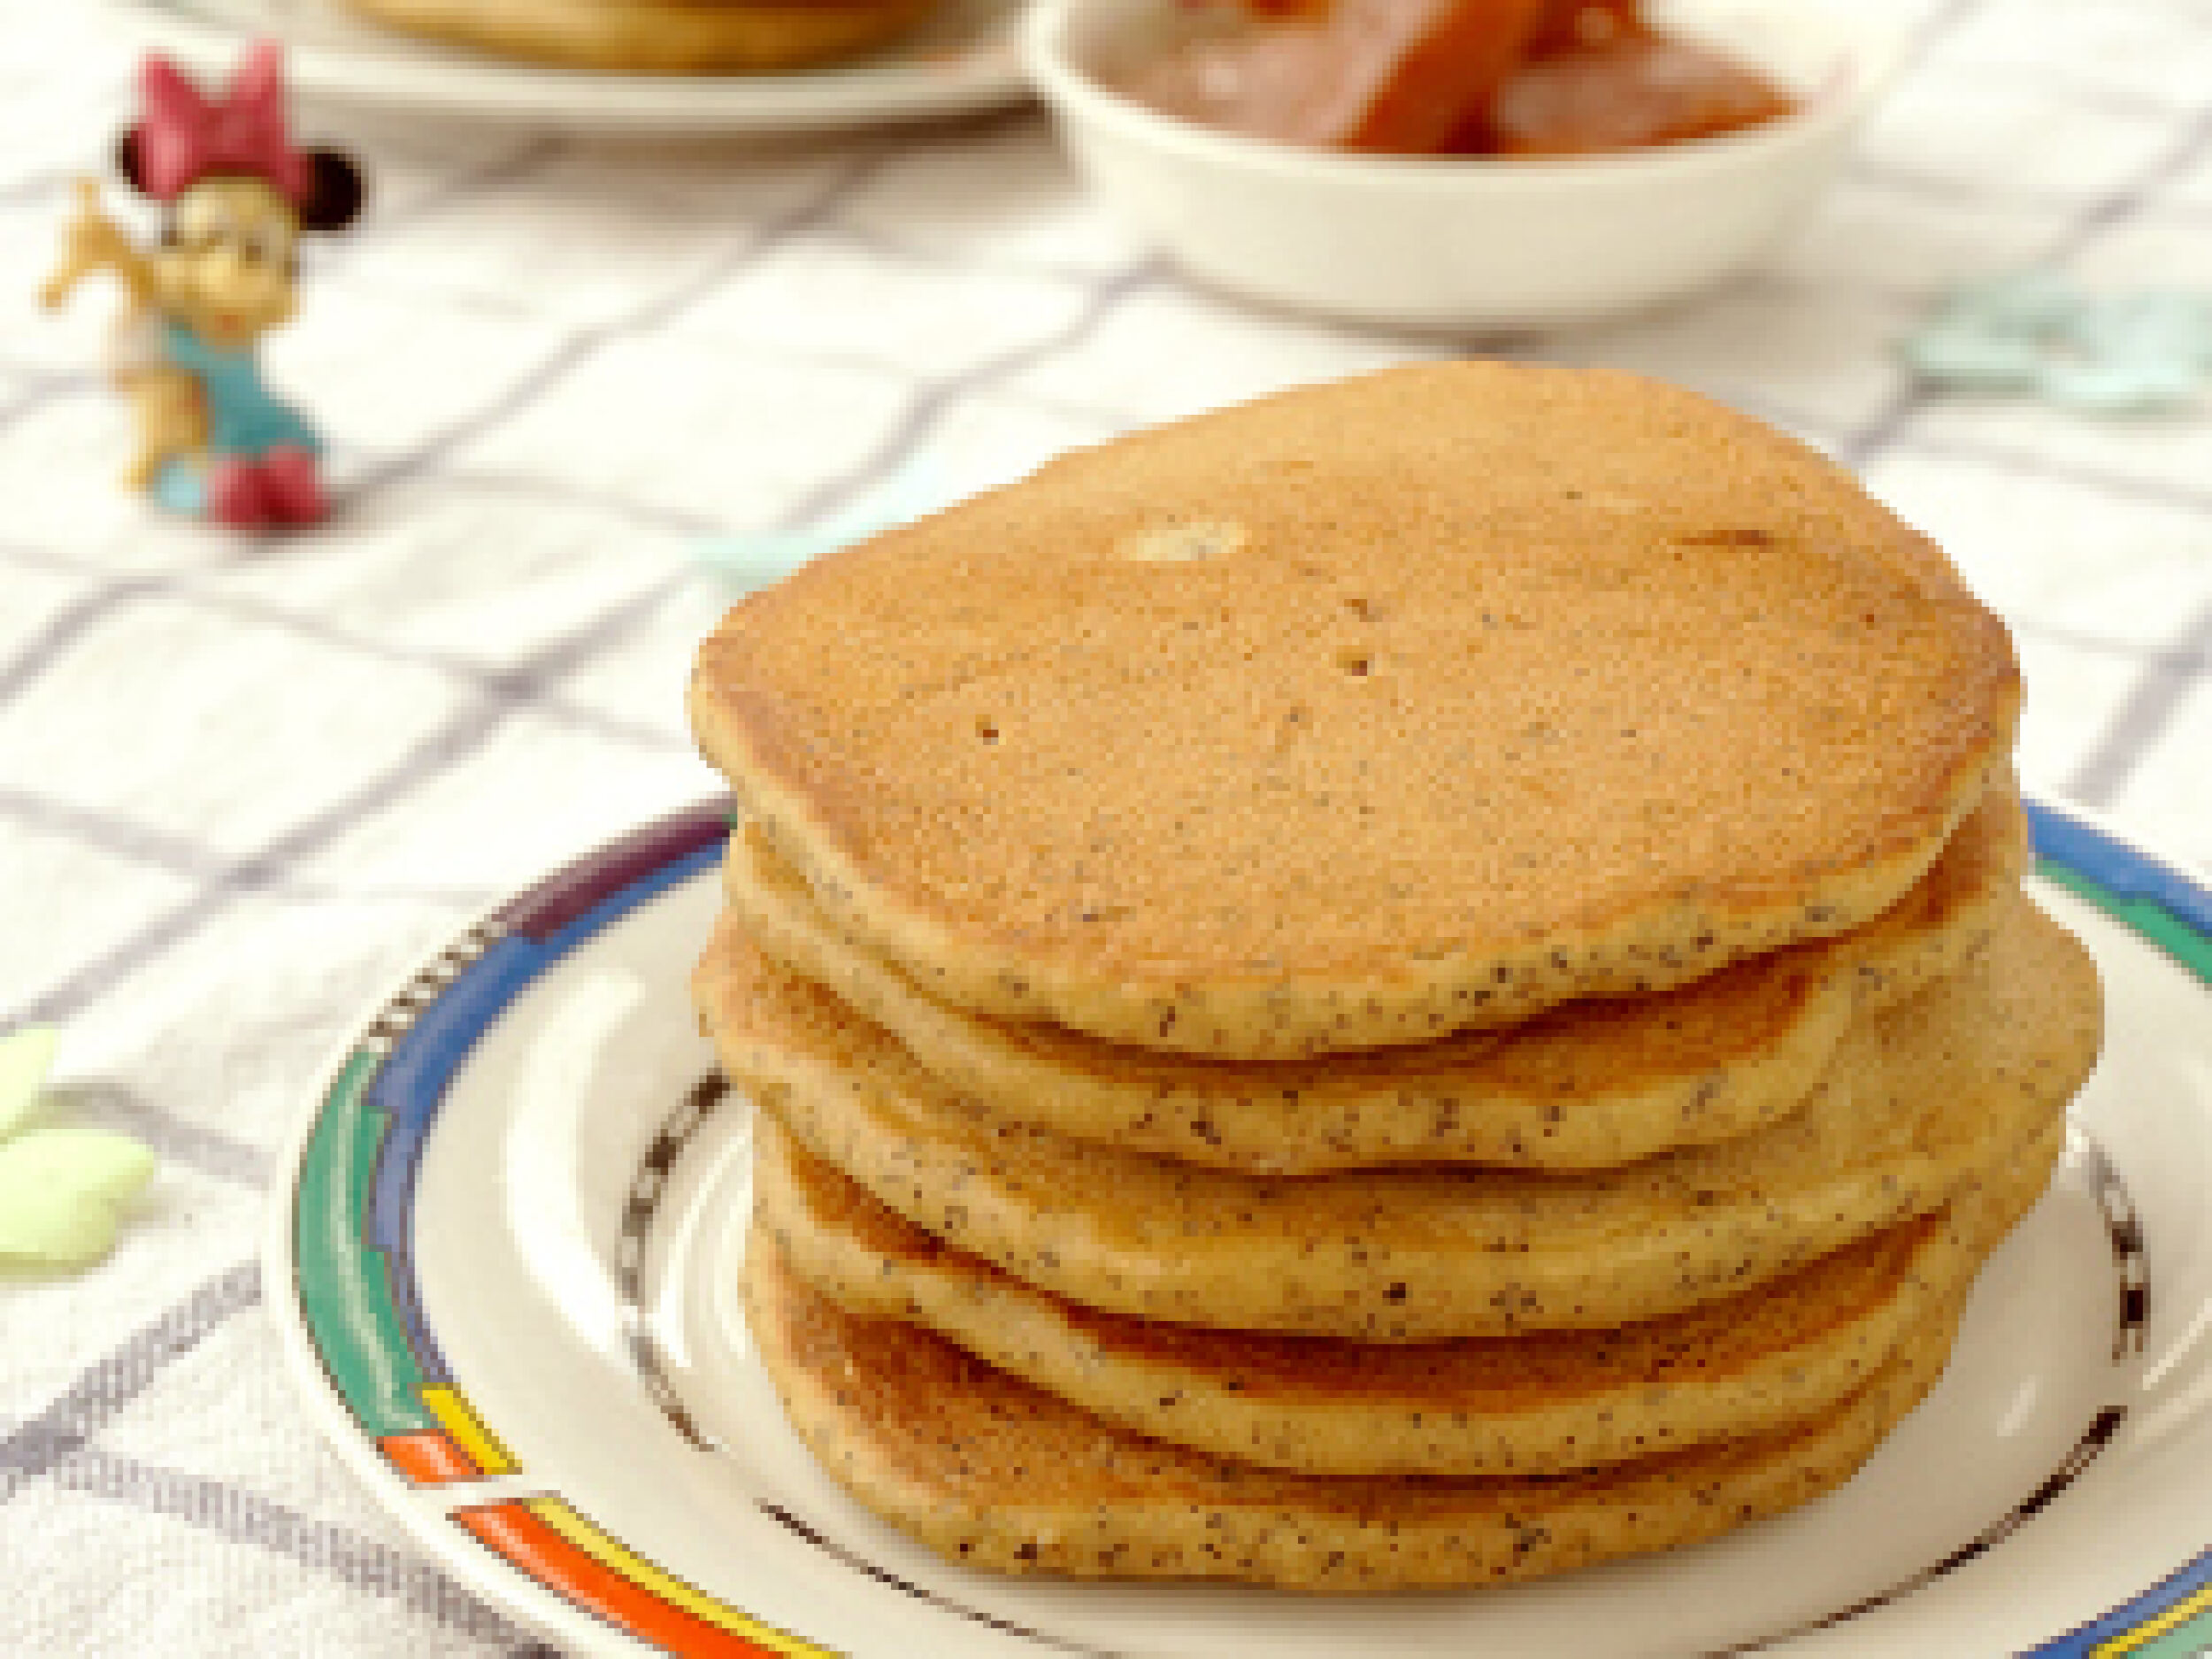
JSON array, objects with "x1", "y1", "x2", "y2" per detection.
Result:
[
  {"x1": 691, "y1": 362, "x2": 2021, "y2": 1059},
  {"x1": 343, "y1": 0, "x2": 933, "y2": 73},
  {"x1": 758, "y1": 1116, "x2": 2060, "y2": 1477},
  {"x1": 742, "y1": 1231, "x2": 1971, "y2": 1591},
  {"x1": 721, "y1": 788, "x2": 2026, "y2": 1171},
  {"x1": 703, "y1": 896, "x2": 2097, "y2": 1340}
]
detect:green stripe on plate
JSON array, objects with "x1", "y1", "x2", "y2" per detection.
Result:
[
  {"x1": 2116, "y1": 1605, "x2": 2212, "y2": 1659},
  {"x1": 296, "y1": 1051, "x2": 433, "y2": 1437},
  {"x1": 2039, "y1": 862, "x2": 2212, "y2": 987}
]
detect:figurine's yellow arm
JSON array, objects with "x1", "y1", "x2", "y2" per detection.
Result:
[{"x1": 41, "y1": 178, "x2": 157, "y2": 312}]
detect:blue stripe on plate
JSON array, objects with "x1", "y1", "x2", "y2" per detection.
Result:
[
  {"x1": 365, "y1": 937, "x2": 542, "y2": 1386},
  {"x1": 356, "y1": 811, "x2": 730, "y2": 1409},
  {"x1": 2027, "y1": 801, "x2": 2212, "y2": 940},
  {"x1": 538, "y1": 839, "x2": 724, "y2": 963},
  {"x1": 2027, "y1": 1548, "x2": 2212, "y2": 1657}
]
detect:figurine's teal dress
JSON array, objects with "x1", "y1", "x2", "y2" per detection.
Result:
[{"x1": 151, "y1": 320, "x2": 321, "y2": 517}]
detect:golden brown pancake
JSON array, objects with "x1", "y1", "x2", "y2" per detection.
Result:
[
  {"x1": 742, "y1": 1231, "x2": 1974, "y2": 1590},
  {"x1": 343, "y1": 0, "x2": 934, "y2": 73},
  {"x1": 691, "y1": 363, "x2": 2020, "y2": 1058},
  {"x1": 721, "y1": 787, "x2": 2026, "y2": 1171},
  {"x1": 757, "y1": 1114, "x2": 2059, "y2": 1477},
  {"x1": 701, "y1": 895, "x2": 2099, "y2": 1339}
]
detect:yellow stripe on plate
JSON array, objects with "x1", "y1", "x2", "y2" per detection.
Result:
[
  {"x1": 2096, "y1": 1583, "x2": 2212, "y2": 1656},
  {"x1": 526, "y1": 1496, "x2": 834, "y2": 1657},
  {"x1": 421, "y1": 1386, "x2": 518, "y2": 1478}
]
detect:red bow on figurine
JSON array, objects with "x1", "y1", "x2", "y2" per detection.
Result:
[{"x1": 135, "y1": 41, "x2": 310, "y2": 204}]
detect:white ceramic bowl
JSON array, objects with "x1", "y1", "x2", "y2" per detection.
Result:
[{"x1": 1025, "y1": 0, "x2": 1893, "y2": 333}]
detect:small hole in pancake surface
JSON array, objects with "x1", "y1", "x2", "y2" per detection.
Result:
[{"x1": 1118, "y1": 518, "x2": 1248, "y2": 564}]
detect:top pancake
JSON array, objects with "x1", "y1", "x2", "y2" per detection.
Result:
[{"x1": 692, "y1": 362, "x2": 2019, "y2": 1058}]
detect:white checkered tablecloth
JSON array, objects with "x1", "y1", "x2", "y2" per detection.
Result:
[{"x1": 2, "y1": 0, "x2": 2209, "y2": 1650}]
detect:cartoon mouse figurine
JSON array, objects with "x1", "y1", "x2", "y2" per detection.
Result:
[{"x1": 42, "y1": 43, "x2": 363, "y2": 530}]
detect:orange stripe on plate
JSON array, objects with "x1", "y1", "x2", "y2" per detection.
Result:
[
  {"x1": 379, "y1": 1431, "x2": 480, "y2": 1486},
  {"x1": 456, "y1": 1502, "x2": 807, "y2": 1657},
  {"x1": 525, "y1": 1498, "x2": 830, "y2": 1656}
]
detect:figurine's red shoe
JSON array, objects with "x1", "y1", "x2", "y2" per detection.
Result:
[
  {"x1": 259, "y1": 444, "x2": 326, "y2": 526},
  {"x1": 208, "y1": 456, "x2": 275, "y2": 527},
  {"x1": 207, "y1": 447, "x2": 325, "y2": 528}
]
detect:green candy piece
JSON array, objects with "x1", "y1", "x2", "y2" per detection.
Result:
[
  {"x1": 1907, "y1": 272, "x2": 2212, "y2": 414},
  {"x1": 0, "y1": 1128, "x2": 157, "y2": 1267},
  {"x1": 0, "y1": 1026, "x2": 58, "y2": 1140},
  {"x1": 0, "y1": 1026, "x2": 159, "y2": 1269}
]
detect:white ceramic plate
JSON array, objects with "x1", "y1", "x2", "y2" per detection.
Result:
[
  {"x1": 103, "y1": 0, "x2": 1026, "y2": 132},
  {"x1": 270, "y1": 797, "x2": 2212, "y2": 1657}
]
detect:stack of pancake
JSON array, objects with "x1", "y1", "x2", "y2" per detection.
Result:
[{"x1": 687, "y1": 362, "x2": 2102, "y2": 1592}]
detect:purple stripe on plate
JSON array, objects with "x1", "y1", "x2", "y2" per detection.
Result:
[{"x1": 497, "y1": 800, "x2": 731, "y2": 943}]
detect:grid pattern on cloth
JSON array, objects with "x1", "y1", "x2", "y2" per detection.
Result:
[{"x1": 2, "y1": 0, "x2": 2211, "y2": 1650}]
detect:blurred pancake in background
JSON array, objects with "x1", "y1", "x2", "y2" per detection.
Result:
[{"x1": 342, "y1": 0, "x2": 938, "y2": 73}]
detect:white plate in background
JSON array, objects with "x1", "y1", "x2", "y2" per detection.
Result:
[{"x1": 104, "y1": 0, "x2": 1028, "y2": 132}]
